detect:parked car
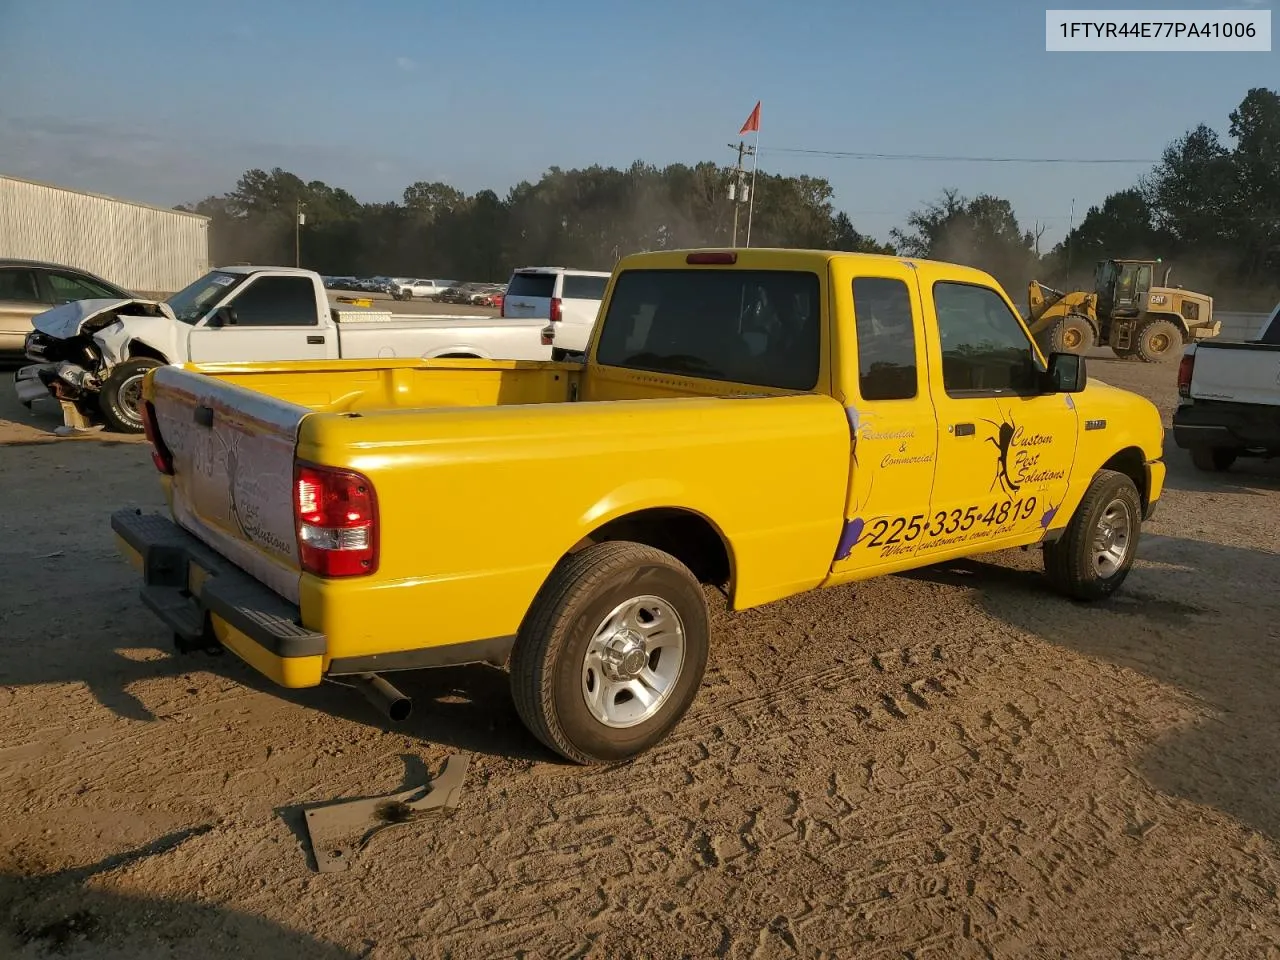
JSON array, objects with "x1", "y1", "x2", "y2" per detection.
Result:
[
  {"x1": 469, "y1": 284, "x2": 507, "y2": 307},
  {"x1": 500, "y1": 266, "x2": 610, "y2": 359},
  {"x1": 0, "y1": 259, "x2": 133, "y2": 358},
  {"x1": 14, "y1": 265, "x2": 553, "y2": 433}
]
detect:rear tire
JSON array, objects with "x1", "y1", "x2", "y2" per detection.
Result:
[
  {"x1": 98, "y1": 357, "x2": 163, "y2": 434},
  {"x1": 1134, "y1": 319, "x2": 1182, "y2": 363},
  {"x1": 510, "y1": 541, "x2": 710, "y2": 765},
  {"x1": 1189, "y1": 445, "x2": 1237, "y2": 472},
  {"x1": 1043, "y1": 469, "x2": 1142, "y2": 601}
]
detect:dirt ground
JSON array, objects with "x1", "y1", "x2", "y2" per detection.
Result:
[{"x1": 1, "y1": 354, "x2": 1279, "y2": 960}]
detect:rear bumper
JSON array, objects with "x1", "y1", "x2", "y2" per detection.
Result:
[
  {"x1": 111, "y1": 508, "x2": 517, "y2": 688},
  {"x1": 111, "y1": 508, "x2": 327, "y2": 688},
  {"x1": 1172, "y1": 399, "x2": 1280, "y2": 451}
]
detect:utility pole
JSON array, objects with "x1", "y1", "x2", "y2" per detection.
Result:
[
  {"x1": 727, "y1": 140, "x2": 755, "y2": 247},
  {"x1": 295, "y1": 200, "x2": 306, "y2": 267}
]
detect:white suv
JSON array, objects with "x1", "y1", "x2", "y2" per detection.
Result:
[{"x1": 500, "y1": 267, "x2": 610, "y2": 358}]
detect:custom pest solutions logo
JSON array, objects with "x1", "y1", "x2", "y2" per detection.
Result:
[{"x1": 981, "y1": 407, "x2": 1064, "y2": 496}]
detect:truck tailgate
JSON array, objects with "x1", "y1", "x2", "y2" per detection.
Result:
[
  {"x1": 1191, "y1": 343, "x2": 1280, "y2": 407},
  {"x1": 149, "y1": 365, "x2": 309, "y2": 604}
]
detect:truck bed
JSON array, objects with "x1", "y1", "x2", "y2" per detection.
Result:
[{"x1": 174, "y1": 356, "x2": 580, "y2": 412}]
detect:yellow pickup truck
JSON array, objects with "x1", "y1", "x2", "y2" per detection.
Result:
[{"x1": 112, "y1": 248, "x2": 1166, "y2": 765}]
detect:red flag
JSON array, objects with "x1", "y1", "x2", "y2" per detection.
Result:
[{"x1": 739, "y1": 101, "x2": 761, "y2": 135}]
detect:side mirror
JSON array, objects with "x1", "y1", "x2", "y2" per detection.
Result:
[
  {"x1": 208, "y1": 306, "x2": 237, "y2": 328},
  {"x1": 1045, "y1": 352, "x2": 1087, "y2": 393}
]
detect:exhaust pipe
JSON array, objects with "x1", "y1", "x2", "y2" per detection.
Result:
[{"x1": 353, "y1": 672, "x2": 412, "y2": 722}]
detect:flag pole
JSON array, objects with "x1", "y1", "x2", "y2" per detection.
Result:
[{"x1": 745, "y1": 108, "x2": 760, "y2": 247}]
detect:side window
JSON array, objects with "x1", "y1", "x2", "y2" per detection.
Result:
[
  {"x1": 0, "y1": 268, "x2": 43, "y2": 303},
  {"x1": 48, "y1": 272, "x2": 117, "y2": 302},
  {"x1": 563, "y1": 274, "x2": 608, "y2": 300},
  {"x1": 227, "y1": 276, "x2": 318, "y2": 327},
  {"x1": 933, "y1": 282, "x2": 1039, "y2": 396},
  {"x1": 852, "y1": 276, "x2": 917, "y2": 401}
]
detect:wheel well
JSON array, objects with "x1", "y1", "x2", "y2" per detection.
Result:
[
  {"x1": 1101, "y1": 447, "x2": 1148, "y2": 510},
  {"x1": 433, "y1": 352, "x2": 481, "y2": 359},
  {"x1": 127, "y1": 341, "x2": 168, "y2": 363},
  {"x1": 572, "y1": 508, "x2": 732, "y2": 587}
]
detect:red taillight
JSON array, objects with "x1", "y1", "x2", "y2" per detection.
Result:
[
  {"x1": 686, "y1": 251, "x2": 738, "y2": 264},
  {"x1": 141, "y1": 401, "x2": 174, "y2": 475},
  {"x1": 1177, "y1": 352, "x2": 1194, "y2": 398},
  {"x1": 549, "y1": 297, "x2": 562, "y2": 323},
  {"x1": 294, "y1": 463, "x2": 378, "y2": 577}
]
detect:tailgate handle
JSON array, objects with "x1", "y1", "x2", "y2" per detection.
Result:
[
  {"x1": 307, "y1": 335, "x2": 325, "y2": 344},
  {"x1": 194, "y1": 405, "x2": 214, "y2": 428},
  {"x1": 954, "y1": 422, "x2": 975, "y2": 437}
]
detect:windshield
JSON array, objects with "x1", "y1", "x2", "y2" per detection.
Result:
[{"x1": 166, "y1": 271, "x2": 246, "y2": 324}]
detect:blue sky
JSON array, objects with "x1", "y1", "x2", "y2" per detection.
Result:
[{"x1": 0, "y1": 0, "x2": 1274, "y2": 246}]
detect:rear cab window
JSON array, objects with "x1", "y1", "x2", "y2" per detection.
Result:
[
  {"x1": 594, "y1": 268, "x2": 822, "y2": 391},
  {"x1": 506, "y1": 272, "x2": 557, "y2": 299}
]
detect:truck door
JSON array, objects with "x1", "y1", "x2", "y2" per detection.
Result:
[
  {"x1": 828, "y1": 262, "x2": 941, "y2": 580},
  {"x1": 186, "y1": 274, "x2": 335, "y2": 363},
  {"x1": 920, "y1": 280, "x2": 1079, "y2": 557}
]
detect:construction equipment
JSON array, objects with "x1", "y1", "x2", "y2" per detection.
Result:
[{"x1": 1026, "y1": 259, "x2": 1220, "y2": 362}]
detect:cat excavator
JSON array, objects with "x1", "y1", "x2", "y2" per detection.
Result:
[{"x1": 1025, "y1": 258, "x2": 1220, "y2": 362}]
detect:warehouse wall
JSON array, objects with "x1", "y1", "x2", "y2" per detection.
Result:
[
  {"x1": 1216, "y1": 311, "x2": 1273, "y2": 341},
  {"x1": 0, "y1": 175, "x2": 209, "y2": 295}
]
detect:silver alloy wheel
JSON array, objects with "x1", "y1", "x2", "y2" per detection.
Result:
[
  {"x1": 581, "y1": 594, "x2": 686, "y2": 729},
  {"x1": 1092, "y1": 497, "x2": 1132, "y2": 578},
  {"x1": 118, "y1": 374, "x2": 146, "y2": 426}
]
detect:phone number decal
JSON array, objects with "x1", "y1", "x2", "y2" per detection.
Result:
[{"x1": 845, "y1": 496, "x2": 1041, "y2": 560}]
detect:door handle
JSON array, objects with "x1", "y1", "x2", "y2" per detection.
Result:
[
  {"x1": 307, "y1": 335, "x2": 325, "y2": 345},
  {"x1": 194, "y1": 405, "x2": 214, "y2": 428},
  {"x1": 954, "y1": 422, "x2": 975, "y2": 437}
]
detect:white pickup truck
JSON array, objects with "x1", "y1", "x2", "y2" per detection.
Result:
[
  {"x1": 14, "y1": 265, "x2": 553, "y2": 433},
  {"x1": 1172, "y1": 303, "x2": 1280, "y2": 471}
]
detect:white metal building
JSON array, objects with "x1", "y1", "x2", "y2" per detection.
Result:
[{"x1": 0, "y1": 174, "x2": 210, "y2": 295}]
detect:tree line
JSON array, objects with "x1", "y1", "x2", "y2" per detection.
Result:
[{"x1": 181, "y1": 86, "x2": 1279, "y2": 309}]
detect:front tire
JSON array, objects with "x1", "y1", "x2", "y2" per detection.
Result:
[
  {"x1": 510, "y1": 541, "x2": 710, "y2": 765},
  {"x1": 1043, "y1": 469, "x2": 1142, "y2": 601},
  {"x1": 1045, "y1": 314, "x2": 1095, "y2": 354},
  {"x1": 1190, "y1": 445, "x2": 1237, "y2": 472},
  {"x1": 98, "y1": 357, "x2": 163, "y2": 433}
]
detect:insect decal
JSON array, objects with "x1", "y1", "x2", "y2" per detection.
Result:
[
  {"x1": 979, "y1": 406, "x2": 1021, "y2": 498},
  {"x1": 835, "y1": 517, "x2": 865, "y2": 561},
  {"x1": 1040, "y1": 504, "x2": 1059, "y2": 529}
]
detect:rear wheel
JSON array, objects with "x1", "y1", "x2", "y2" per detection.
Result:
[
  {"x1": 1043, "y1": 469, "x2": 1142, "y2": 601},
  {"x1": 510, "y1": 541, "x2": 710, "y2": 765},
  {"x1": 1134, "y1": 319, "x2": 1182, "y2": 363},
  {"x1": 1189, "y1": 445, "x2": 1237, "y2": 472},
  {"x1": 98, "y1": 357, "x2": 163, "y2": 433}
]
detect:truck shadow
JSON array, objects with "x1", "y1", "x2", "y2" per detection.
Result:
[
  {"x1": 1159, "y1": 436, "x2": 1280, "y2": 495},
  {"x1": 902, "y1": 534, "x2": 1280, "y2": 839},
  {"x1": 0, "y1": 828, "x2": 359, "y2": 958},
  {"x1": 44, "y1": 643, "x2": 559, "y2": 764}
]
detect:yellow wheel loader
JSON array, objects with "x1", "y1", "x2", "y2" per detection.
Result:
[{"x1": 1026, "y1": 259, "x2": 1220, "y2": 362}]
